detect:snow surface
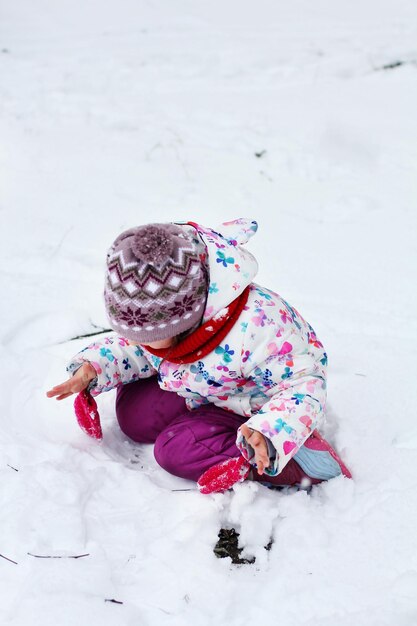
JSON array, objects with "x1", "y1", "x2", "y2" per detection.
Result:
[{"x1": 1, "y1": 0, "x2": 417, "y2": 624}]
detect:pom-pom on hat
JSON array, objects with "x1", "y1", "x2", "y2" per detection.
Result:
[{"x1": 104, "y1": 223, "x2": 209, "y2": 344}]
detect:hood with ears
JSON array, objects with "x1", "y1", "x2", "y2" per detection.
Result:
[{"x1": 176, "y1": 218, "x2": 259, "y2": 323}]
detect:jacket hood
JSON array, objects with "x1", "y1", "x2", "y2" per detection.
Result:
[{"x1": 176, "y1": 218, "x2": 259, "y2": 322}]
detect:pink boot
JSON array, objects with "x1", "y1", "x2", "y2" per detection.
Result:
[
  {"x1": 293, "y1": 429, "x2": 352, "y2": 479},
  {"x1": 197, "y1": 430, "x2": 351, "y2": 494}
]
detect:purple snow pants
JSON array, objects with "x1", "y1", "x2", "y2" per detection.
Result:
[{"x1": 115, "y1": 376, "x2": 321, "y2": 486}]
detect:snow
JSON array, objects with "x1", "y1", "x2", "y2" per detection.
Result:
[
  {"x1": 1, "y1": 0, "x2": 417, "y2": 624},
  {"x1": 213, "y1": 308, "x2": 230, "y2": 322}
]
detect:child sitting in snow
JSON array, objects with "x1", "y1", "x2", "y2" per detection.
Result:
[{"x1": 46, "y1": 218, "x2": 351, "y2": 493}]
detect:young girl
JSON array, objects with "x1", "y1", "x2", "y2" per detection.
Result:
[{"x1": 46, "y1": 218, "x2": 351, "y2": 493}]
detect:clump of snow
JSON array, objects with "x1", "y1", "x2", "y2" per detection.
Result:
[{"x1": 213, "y1": 308, "x2": 230, "y2": 322}]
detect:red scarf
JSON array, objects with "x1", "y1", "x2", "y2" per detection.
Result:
[{"x1": 143, "y1": 286, "x2": 250, "y2": 364}]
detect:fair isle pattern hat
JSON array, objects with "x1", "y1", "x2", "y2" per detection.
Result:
[{"x1": 104, "y1": 223, "x2": 209, "y2": 344}]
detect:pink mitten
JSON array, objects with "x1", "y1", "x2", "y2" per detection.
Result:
[
  {"x1": 197, "y1": 456, "x2": 251, "y2": 494},
  {"x1": 74, "y1": 390, "x2": 103, "y2": 440}
]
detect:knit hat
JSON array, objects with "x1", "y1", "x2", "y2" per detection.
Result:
[{"x1": 104, "y1": 223, "x2": 209, "y2": 344}]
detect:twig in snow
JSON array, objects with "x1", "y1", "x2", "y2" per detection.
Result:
[
  {"x1": 105, "y1": 598, "x2": 124, "y2": 605},
  {"x1": 379, "y1": 60, "x2": 404, "y2": 70},
  {"x1": 7, "y1": 464, "x2": 18, "y2": 472},
  {"x1": 27, "y1": 552, "x2": 90, "y2": 559},
  {"x1": 47, "y1": 226, "x2": 74, "y2": 260},
  {"x1": 67, "y1": 328, "x2": 112, "y2": 342},
  {"x1": 375, "y1": 59, "x2": 417, "y2": 71},
  {"x1": 0, "y1": 553, "x2": 18, "y2": 565}
]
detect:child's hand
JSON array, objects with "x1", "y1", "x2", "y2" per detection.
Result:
[
  {"x1": 46, "y1": 363, "x2": 97, "y2": 401},
  {"x1": 240, "y1": 423, "x2": 270, "y2": 475}
]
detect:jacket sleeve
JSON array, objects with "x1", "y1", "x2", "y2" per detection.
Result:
[
  {"x1": 66, "y1": 334, "x2": 157, "y2": 397},
  {"x1": 236, "y1": 296, "x2": 327, "y2": 477}
]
